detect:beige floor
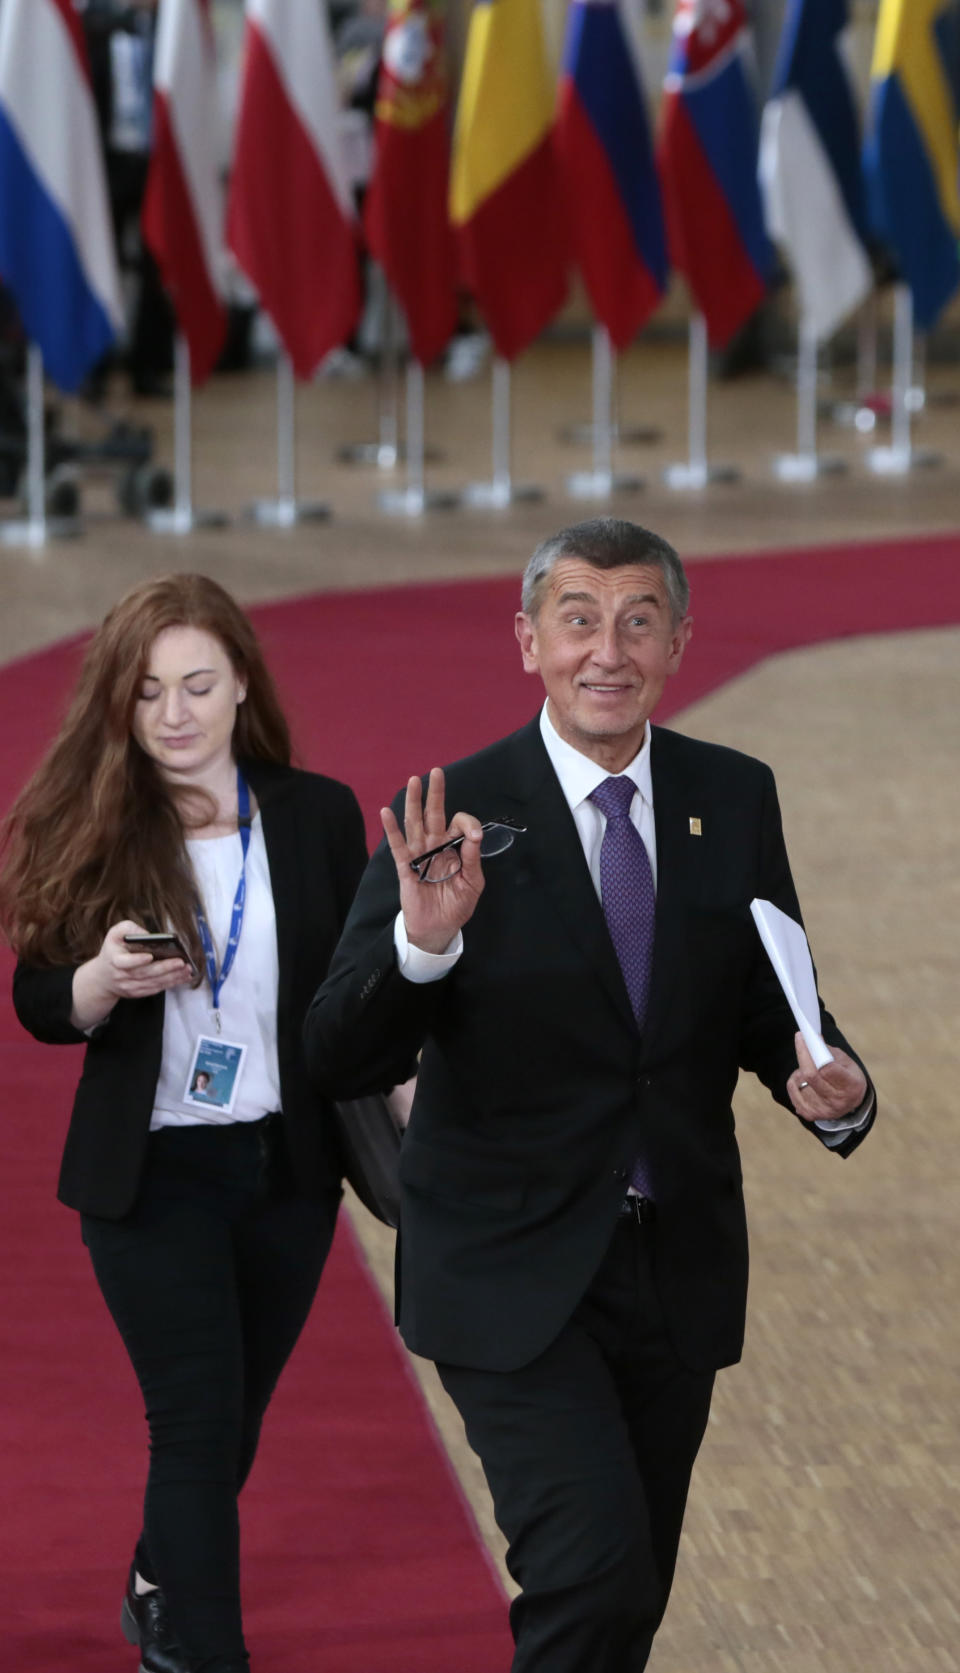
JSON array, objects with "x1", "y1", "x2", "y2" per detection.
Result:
[{"x1": 3, "y1": 339, "x2": 959, "y2": 1669}]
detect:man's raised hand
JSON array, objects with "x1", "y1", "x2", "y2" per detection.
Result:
[{"x1": 381, "y1": 767, "x2": 485, "y2": 954}]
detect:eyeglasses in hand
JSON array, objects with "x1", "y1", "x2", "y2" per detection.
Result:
[{"x1": 409, "y1": 818, "x2": 527, "y2": 883}]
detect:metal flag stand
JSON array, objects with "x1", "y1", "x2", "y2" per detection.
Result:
[
  {"x1": 558, "y1": 325, "x2": 662, "y2": 447},
  {"x1": 462, "y1": 357, "x2": 543, "y2": 509},
  {"x1": 147, "y1": 334, "x2": 228, "y2": 533},
  {"x1": 338, "y1": 283, "x2": 401, "y2": 469},
  {"x1": 664, "y1": 313, "x2": 739, "y2": 490},
  {"x1": 379, "y1": 360, "x2": 457, "y2": 516},
  {"x1": 247, "y1": 352, "x2": 329, "y2": 526},
  {"x1": 1, "y1": 344, "x2": 81, "y2": 548},
  {"x1": 867, "y1": 285, "x2": 941, "y2": 476},
  {"x1": 566, "y1": 325, "x2": 643, "y2": 499},
  {"x1": 773, "y1": 320, "x2": 846, "y2": 482}
]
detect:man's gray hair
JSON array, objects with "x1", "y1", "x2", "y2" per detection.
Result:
[{"x1": 521, "y1": 519, "x2": 690, "y2": 622}]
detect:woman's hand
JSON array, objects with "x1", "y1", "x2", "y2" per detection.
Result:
[
  {"x1": 382, "y1": 768, "x2": 485, "y2": 955},
  {"x1": 70, "y1": 920, "x2": 194, "y2": 1031}
]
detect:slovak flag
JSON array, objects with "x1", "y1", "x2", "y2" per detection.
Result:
[
  {"x1": 759, "y1": 0, "x2": 872, "y2": 343},
  {"x1": 142, "y1": 0, "x2": 228, "y2": 385},
  {"x1": 0, "y1": 0, "x2": 123, "y2": 393},
  {"x1": 227, "y1": 0, "x2": 361, "y2": 380},
  {"x1": 657, "y1": 0, "x2": 771, "y2": 349},
  {"x1": 556, "y1": 0, "x2": 667, "y2": 349}
]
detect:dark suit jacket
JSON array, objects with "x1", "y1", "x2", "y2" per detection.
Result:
[
  {"x1": 13, "y1": 761, "x2": 367, "y2": 1219},
  {"x1": 304, "y1": 718, "x2": 873, "y2": 1376}
]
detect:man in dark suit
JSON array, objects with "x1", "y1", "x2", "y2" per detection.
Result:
[{"x1": 305, "y1": 518, "x2": 874, "y2": 1672}]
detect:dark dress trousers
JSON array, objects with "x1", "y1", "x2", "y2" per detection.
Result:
[
  {"x1": 14, "y1": 760, "x2": 367, "y2": 1215},
  {"x1": 304, "y1": 718, "x2": 873, "y2": 1672}
]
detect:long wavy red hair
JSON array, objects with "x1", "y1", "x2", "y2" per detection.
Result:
[{"x1": 0, "y1": 574, "x2": 291, "y2": 968}]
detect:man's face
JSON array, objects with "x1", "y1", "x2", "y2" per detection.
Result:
[{"x1": 515, "y1": 559, "x2": 691, "y2": 767}]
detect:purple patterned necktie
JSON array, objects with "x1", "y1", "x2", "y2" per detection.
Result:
[{"x1": 589, "y1": 775, "x2": 655, "y2": 1198}]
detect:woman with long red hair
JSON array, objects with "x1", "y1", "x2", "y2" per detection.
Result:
[{"x1": 0, "y1": 574, "x2": 367, "y2": 1673}]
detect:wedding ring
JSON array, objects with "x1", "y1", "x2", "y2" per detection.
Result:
[{"x1": 798, "y1": 1080, "x2": 809, "y2": 1090}]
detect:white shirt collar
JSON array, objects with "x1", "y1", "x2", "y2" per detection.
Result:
[{"x1": 539, "y1": 702, "x2": 653, "y2": 815}]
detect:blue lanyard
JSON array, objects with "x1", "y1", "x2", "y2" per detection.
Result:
[{"x1": 195, "y1": 768, "x2": 251, "y2": 1026}]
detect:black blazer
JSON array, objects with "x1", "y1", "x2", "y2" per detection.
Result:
[
  {"x1": 305, "y1": 718, "x2": 873, "y2": 1376},
  {"x1": 13, "y1": 761, "x2": 367, "y2": 1219}
]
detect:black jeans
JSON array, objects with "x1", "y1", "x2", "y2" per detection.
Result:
[
  {"x1": 438, "y1": 1213, "x2": 715, "y2": 1673},
  {"x1": 82, "y1": 1117, "x2": 339, "y2": 1673}
]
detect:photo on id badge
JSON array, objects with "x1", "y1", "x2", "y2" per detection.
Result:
[{"x1": 183, "y1": 1035, "x2": 247, "y2": 1115}]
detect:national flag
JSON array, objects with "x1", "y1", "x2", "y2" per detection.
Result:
[
  {"x1": 227, "y1": 0, "x2": 361, "y2": 380},
  {"x1": 365, "y1": 0, "x2": 458, "y2": 368},
  {"x1": 657, "y1": 0, "x2": 771, "y2": 349},
  {"x1": 759, "y1": 0, "x2": 872, "y2": 343},
  {"x1": 0, "y1": 0, "x2": 123, "y2": 393},
  {"x1": 556, "y1": 0, "x2": 667, "y2": 351},
  {"x1": 142, "y1": 0, "x2": 228, "y2": 385},
  {"x1": 449, "y1": 0, "x2": 568, "y2": 363},
  {"x1": 864, "y1": 0, "x2": 960, "y2": 331}
]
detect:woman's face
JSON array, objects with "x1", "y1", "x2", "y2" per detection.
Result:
[{"x1": 132, "y1": 625, "x2": 246, "y2": 784}]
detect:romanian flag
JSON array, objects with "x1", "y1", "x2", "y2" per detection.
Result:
[
  {"x1": 365, "y1": 0, "x2": 458, "y2": 368},
  {"x1": 864, "y1": 0, "x2": 960, "y2": 330},
  {"x1": 657, "y1": 0, "x2": 771, "y2": 349},
  {"x1": 449, "y1": 0, "x2": 567, "y2": 362},
  {"x1": 556, "y1": 0, "x2": 666, "y2": 351}
]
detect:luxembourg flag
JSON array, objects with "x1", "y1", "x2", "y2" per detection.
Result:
[
  {"x1": 759, "y1": 0, "x2": 872, "y2": 343},
  {"x1": 0, "y1": 0, "x2": 123, "y2": 394},
  {"x1": 227, "y1": 0, "x2": 361, "y2": 380},
  {"x1": 657, "y1": 0, "x2": 771, "y2": 349},
  {"x1": 142, "y1": 0, "x2": 228, "y2": 385},
  {"x1": 556, "y1": 0, "x2": 667, "y2": 350}
]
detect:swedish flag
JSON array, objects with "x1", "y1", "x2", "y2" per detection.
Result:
[{"x1": 864, "y1": 0, "x2": 960, "y2": 329}]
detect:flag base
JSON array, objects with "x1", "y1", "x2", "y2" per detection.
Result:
[
  {"x1": 461, "y1": 479, "x2": 544, "y2": 510},
  {"x1": 773, "y1": 451, "x2": 847, "y2": 484},
  {"x1": 246, "y1": 497, "x2": 330, "y2": 527},
  {"x1": 663, "y1": 461, "x2": 740, "y2": 491},
  {"x1": 337, "y1": 441, "x2": 444, "y2": 468},
  {"x1": 565, "y1": 469, "x2": 644, "y2": 499},
  {"x1": 0, "y1": 515, "x2": 82, "y2": 548},
  {"x1": 378, "y1": 486, "x2": 458, "y2": 516},
  {"x1": 146, "y1": 506, "x2": 229, "y2": 534},
  {"x1": 866, "y1": 445, "x2": 942, "y2": 477}
]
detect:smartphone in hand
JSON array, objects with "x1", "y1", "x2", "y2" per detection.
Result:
[{"x1": 123, "y1": 932, "x2": 197, "y2": 975}]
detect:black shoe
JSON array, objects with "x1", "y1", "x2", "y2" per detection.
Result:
[{"x1": 121, "y1": 1567, "x2": 189, "y2": 1673}]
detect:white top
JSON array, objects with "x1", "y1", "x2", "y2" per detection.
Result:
[{"x1": 150, "y1": 813, "x2": 281, "y2": 1129}]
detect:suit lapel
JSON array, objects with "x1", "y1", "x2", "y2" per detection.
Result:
[
  {"x1": 642, "y1": 727, "x2": 695, "y2": 1056},
  {"x1": 243, "y1": 760, "x2": 298, "y2": 1031}
]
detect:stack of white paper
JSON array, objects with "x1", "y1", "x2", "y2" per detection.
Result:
[{"x1": 750, "y1": 898, "x2": 834, "y2": 1070}]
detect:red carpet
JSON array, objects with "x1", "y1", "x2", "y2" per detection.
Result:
[{"x1": 1, "y1": 529, "x2": 959, "y2": 1671}]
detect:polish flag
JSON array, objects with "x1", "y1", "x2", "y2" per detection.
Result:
[
  {"x1": 227, "y1": 0, "x2": 361, "y2": 380},
  {"x1": 142, "y1": 0, "x2": 228, "y2": 384}
]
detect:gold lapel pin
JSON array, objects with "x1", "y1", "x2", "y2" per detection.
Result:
[{"x1": 689, "y1": 817, "x2": 702, "y2": 837}]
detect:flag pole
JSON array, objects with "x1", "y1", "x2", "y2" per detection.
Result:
[
  {"x1": 773, "y1": 320, "x2": 845, "y2": 482},
  {"x1": 379, "y1": 359, "x2": 457, "y2": 516},
  {"x1": 557, "y1": 327, "x2": 662, "y2": 448},
  {"x1": 664, "y1": 313, "x2": 739, "y2": 490},
  {"x1": 867, "y1": 284, "x2": 940, "y2": 475},
  {"x1": 566, "y1": 326, "x2": 642, "y2": 498},
  {"x1": 1, "y1": 343, "x2": 81, "y2": 548},
  {"x1": 338, "y1": 280, "x2": 403, "y2": 468},
  {"x1": 248, "y1": 352, "x2": 329, "y2": 526},
  {"x1": 462, "y1": 357, "x2": 543, "y2": 509},
  {"x1": 147, "y1": 334, "x2": 228, "y2": 533}
]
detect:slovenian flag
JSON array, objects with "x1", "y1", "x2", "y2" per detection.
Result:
[
  {"x1": 227, "y1": 0, "x2": 361, "y2": 380},
  {"x1": 759, "y1": 0, "x2": 872, "y2": 343},
  {"x1": 657, "y1": 0, "x2": 771, "y2": 350},
  {"x1": 556, "y1": 0, "x2": 666, "y2": 350},
  {"x1": 449, "y1": 0, "x2": 568, "y2": 363},
  {"x1": 864, "y1": 0, "x2": 960, "y2": 331},
  {"x1": 143, "y1": 0, "x2": 228, "y2": 386},
  {"x1": 0, "y1": 0, "x2": 123, "y2": 393}
]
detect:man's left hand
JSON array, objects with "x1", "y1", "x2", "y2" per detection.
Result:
[{"x1": 788, "y1": 1031, "x2": 868, "y2": 1123}]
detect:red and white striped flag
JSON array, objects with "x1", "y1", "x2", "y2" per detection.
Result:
[
  {"x1": 142, "y1": 0, "x2": 227, "y2": 385},
  {"x1": 227, "y1": 0, "x2": 361, "y2": 380}
]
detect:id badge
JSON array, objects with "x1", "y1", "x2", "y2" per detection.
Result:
[{"x1": 183, "y1": 1034, "x2": 247, "y2": 1115}]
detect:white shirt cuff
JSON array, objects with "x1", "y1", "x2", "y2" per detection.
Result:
[
  {"x1": 394, "y1": 912, "x2": 463, "y2": 982},
  {"x1": 814, "y1": 1087, "x2": 875, "y2": 1145}
]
